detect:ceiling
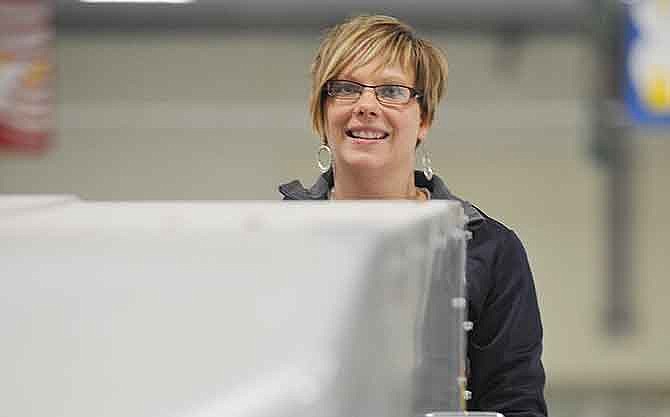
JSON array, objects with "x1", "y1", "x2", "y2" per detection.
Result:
[{"x1": 53, "y1": 0, "x2": 589, "y2": 32}]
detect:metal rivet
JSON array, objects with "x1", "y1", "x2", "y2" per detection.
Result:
[{"x1": 451, "y1": 297, "x2": 466, "y2": 309}]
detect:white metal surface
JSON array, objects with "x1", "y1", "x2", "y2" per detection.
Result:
[
  {"x1": 0, "y1": 194, "x2": 79, "y2": 216},
  {"x1": 0, "y1": 199, "x2": 466, "y2": 417}
]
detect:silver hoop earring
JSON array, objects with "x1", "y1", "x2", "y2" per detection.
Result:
[
  {"x1": 417, "y1": 141, "x2": 434, "y2": 181},
  {"x1": 316, "y1": 143, "x2": 332, "y2": 173}
]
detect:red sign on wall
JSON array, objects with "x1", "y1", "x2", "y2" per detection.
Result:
[{"x1": 0, "y1": 0, "x2": 53, "y2": 153}]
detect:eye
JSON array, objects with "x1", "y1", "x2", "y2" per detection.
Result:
[
  {"x1": 378, "y1": 85, "x2": 409, "y2": 100},
  {"x1": 330, "y1": 81, "x2": 360, "y2": 96}
]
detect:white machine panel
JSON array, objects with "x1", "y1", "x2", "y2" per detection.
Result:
[{"x1": 0, "y1": 199, "x2": 467, "y2": 417}]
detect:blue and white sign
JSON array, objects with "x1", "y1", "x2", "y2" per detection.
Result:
[{"x1": 624, "y1": 0, "x2": 670, "y2": 126}]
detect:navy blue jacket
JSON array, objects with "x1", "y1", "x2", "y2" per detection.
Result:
[{"x1": 279, "y1": 170, "x2": 547, "y2": 417}]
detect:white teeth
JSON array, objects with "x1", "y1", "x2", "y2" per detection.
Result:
[{"x1": 349, "y1": 130, "x2": 386, "y2": 139}]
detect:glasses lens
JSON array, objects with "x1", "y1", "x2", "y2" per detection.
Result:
[
  {"x1": 328, "y1": 81, "x2": 361, "y2": 99},
  {"x1": 376, "y1": 85, "x2": 411, "y2": 104}
]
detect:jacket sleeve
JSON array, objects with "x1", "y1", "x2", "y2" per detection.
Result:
[{"x1": 467, "y1": 229, "x2": 547, "y2": 417}]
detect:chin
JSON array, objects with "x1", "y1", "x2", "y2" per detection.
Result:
[{"x1": 337, "y1": 150, "x2": 388, "y2": 172}]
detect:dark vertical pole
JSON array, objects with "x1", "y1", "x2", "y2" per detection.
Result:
[{"x1": 591, "y1": 0, "x2": 635, "y2": 336}]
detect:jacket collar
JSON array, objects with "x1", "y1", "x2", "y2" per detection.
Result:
[{"x1": 278, "y1": 169, "x2": 485, "y2": 229}]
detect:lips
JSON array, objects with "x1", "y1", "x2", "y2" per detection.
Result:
[{"x1": 345, "y1": 128, "x2": 389, "y2": 141}]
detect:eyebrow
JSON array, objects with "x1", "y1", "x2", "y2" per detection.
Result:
[
  {"x1": 339, "y1": 76, "x2": 412, "y2": 86},
  {"x1": 378, "y1": 77, "x2": 411, "y2": 85}
]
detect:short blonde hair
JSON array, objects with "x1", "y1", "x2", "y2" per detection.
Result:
[{"x1": 310, "y1": 14, "x2": 448, "y2": 141}]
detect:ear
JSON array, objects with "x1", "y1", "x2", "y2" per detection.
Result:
[{"x1": 418, "y1": 119, "x2": 431, "y2": 143}]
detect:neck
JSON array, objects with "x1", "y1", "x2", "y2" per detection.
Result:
[{"x1": 332, "y1": 166, "x2": 419, "y2": 200}]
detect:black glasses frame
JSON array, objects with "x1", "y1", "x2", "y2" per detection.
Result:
[{"x1": 325, "y1": 80, "x2": 423, "y2": 104}]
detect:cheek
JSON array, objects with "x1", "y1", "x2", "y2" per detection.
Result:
[
  {"x1": 408, "y1": 111, "x2": 425, "y2": 136},
  {"x1": 394, "y1": 112, "x2": 422, "y2": 137},
  {"x1": 325, "y1": 104, "x2": 348, "y2": 132}
]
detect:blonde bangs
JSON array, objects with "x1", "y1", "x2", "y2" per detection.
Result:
[{"x1": 341, "y1": 31, "x2": 416, "y2": 82}]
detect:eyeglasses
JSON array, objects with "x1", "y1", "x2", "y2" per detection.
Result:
[{"x1": 325, "y1": 80, "x2": 423, "y2": 105}]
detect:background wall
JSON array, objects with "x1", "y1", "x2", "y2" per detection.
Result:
[{"x1": 1, "y1": 29, "x2": 669, "y2": 416}]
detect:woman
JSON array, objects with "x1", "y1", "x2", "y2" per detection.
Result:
[{"x1": 279, "y1": 15, "x2": 547, "y2": 417}]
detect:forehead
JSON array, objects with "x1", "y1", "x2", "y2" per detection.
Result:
[{"x1": 337, "y1": 55, "x2": 415, "y2": 85}]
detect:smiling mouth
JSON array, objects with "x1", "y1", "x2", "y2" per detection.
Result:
[{"x1": 345, "y1": 129, "x2": 389, "y2": 141}]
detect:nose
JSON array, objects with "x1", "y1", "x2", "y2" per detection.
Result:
[{"x1": 353, "y1": 87, "x2": 379, "y2": 117}]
